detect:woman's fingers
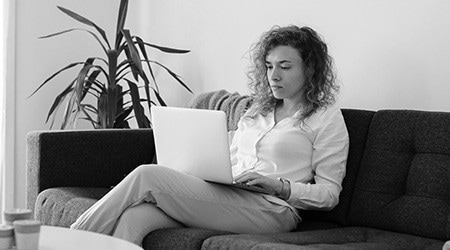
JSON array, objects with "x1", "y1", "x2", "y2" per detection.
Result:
[
  {"x1": 233, "y1": 171, "x2": 262, "y2": 183},
  {"x1": 233, "y1": 172, "x2": 282, "y2": 195}
]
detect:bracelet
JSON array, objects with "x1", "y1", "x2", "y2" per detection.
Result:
[
  {"x1": 276, "y1": 178, "x2": 291, "y2": 200},
  {"x1": 277, "y1": 178, "x2": 284, "y2": 196}
]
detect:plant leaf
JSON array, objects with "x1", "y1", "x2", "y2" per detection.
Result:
[
  {"x1": 38, "y1": 28, "x2": 78, "y2": 39},
  {"x1": 115, "y1": 106, "x2": 132, "y2": 120},
  {"x1": 29, "y1": 61, "x2": 85, "y2": 98},
  {"x1": 122, "y1": 36, "x2": 153, "y2": 116},
  {"x1": 39, "y1": 28, "x2": 108, "y2": 54},
  {"x1": 57, "y1": 6, "x2": 111, "y2": 50},
  {"x1": 126, "y1": 79, "x2": 150, "y2": 128},
  {"x1": 81, "y1": 103, "x2": 98, "y2": 114},
  {"x1": 75, "y1": 58, "x2": 96, "y2": 105},
  {"x1": 45, "y1": 79, "x2": 77, "y2": 129},
  {"x1": 123, "y1": 46, "x2": 140, "y2": 81},
  {"x1": 135, "y1": 36, "x2": 157, "y2": 89},
  {"x1": 87, "y1": 64, "x2": 108, "y2": 93},
  {"x1": 114, "y1": 119, "x2": 130, "y2": 128},
  {"x1": 133, "y1": 37, "x2": 154, "y2": 116},
  {"x1": 61, "y1": 92, "x2": 78, "y2": 129},
  {"x1": 115, "y1": 84, "x2": 126, "y2": 119},
  {"x1": 80, "y1": 105, "x2": 99, "y2": 128},
  {"x1": 114, "y1": 106, "x2": 133, "y2": 128},
  {"x1": 115, "y1": 65, "x2": 133, "y2": 84},
  {"x1": 152, "y1": 87, "x2": 167, "y2": 106},
  {"x1": 150, "y1": 61, "x2": 193, "y2": 93},
  {"x1": 81, "y1": 70, "x2": 101, "y2": 100},
  {"x1": 106, "y1": 85, "x2": 119, "y2": 128},
  {"x1": 107, "y1": 49, "x2": 119, "y2": 89},
  {"x1": 97, "y1": 92, "x2": 108, "y2": 129},
  {"x1": 46, "y1": 79, "x2": 75, "y2": 123},
  {"x1": 144, "y1": 41, "x2": 190, "y2": 54},
  {"x1": 115, "y1": 0, "x2": 128, "y2": 50},
  {"x1": 122, "y1": 30, "x2": 145, "y2": 75}
]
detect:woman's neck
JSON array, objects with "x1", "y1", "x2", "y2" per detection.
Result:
[
  {"x1": 274, "y1": 100, "x2": 305, "y2": 123},
  {"x1": 279, "y1": 97, "x2": 305, "y2": 113}
]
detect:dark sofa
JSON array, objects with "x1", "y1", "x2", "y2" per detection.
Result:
[{"x1": 26, "y1": 91, "x2": 449, "y2": 249}]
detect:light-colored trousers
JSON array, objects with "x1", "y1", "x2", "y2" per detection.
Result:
[{"x1": 70, "y1": 165, "x2": 299, "y2": 245}]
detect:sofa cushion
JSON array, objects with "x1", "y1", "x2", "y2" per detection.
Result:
[
  {"x1": 348, "y1": 110, "x2": 450, "y2": 240},
  {"x1": 201, "y1": 227, "x2": 445, "y2": 250},
  {"x1": 186, "y1": 90, "x2": 252, "y2": 131},
  {"x1": 143, "y1": 228, "x2": 231, "y2": 250},
  {"x1": 34, "y1": 187, "x2": 109, "y2": 227}
]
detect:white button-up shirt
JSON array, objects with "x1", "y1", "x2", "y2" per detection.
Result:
[{"x1": 229, "y1": 105, "x2": 349, "y2": 211}]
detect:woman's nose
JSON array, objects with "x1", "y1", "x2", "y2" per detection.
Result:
[{"x1": 269, "y1": 68, "x2": 281, "y2": 81}]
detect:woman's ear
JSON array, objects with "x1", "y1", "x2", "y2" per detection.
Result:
[{"x1": 305, "y1": 66, "x2": 314, "y2": 79}]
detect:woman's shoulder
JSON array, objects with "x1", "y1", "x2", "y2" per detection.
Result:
[
  {"x1": 301, "y1": 105, "x2": 348, "y2": 142},
  {"x1": 311, "y1": 104, "x2": 343, "y2": 121},
  {"x1": 304, "y1": 104, "x2": 345, "y2": 130}
]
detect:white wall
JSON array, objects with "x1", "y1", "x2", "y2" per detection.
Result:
[
  {"x1": 138, "y1": 0, "x2": 450, "y2": 111},
  {"x1": 11, "y1": 0, "x2": 450, "y2": 207},
  {"x1": 2, "y1": 0, "x2": 16, "y2": 218}
]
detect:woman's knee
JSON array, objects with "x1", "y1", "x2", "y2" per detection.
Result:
[
  {"x1": 113, "y1": 203, "x2": 183, "y2": 244},
  {"x1": 112, "y1": 203, "x2": 157, "y2": 245},
  {"x1": 131, "y1": 164, "x2": 165, "y2": 177},
  {"x1": 128, "y1": 164, "x2": 178, "y2": 184}
]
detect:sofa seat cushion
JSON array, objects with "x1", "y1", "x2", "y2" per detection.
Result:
[
  {"x1": 34, "y1": 187, "x2": 109, "y2": 227},
  {"x1": 201, "y1": 227, "x2": 445, "y2": 250},
  {"x1": 142, "y1": 220, "x2": 342, "y2": 250},
  {"x1": 143, "y1": 228, "x2": 232, "y2": 250}
]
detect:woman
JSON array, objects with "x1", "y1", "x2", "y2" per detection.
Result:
[{"x1": 71, "y1": 25, "x2": 349, "y2": 246}]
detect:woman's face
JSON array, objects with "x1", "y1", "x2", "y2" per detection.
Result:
[{"x1": 265, "y1": 45, "x2": 307, "y2": 104}]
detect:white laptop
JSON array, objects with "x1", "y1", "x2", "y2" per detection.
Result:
[{"x1": 151, "y1": 106, "x2": 270, "y2": 194}]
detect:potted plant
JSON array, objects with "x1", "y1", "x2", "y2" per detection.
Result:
[{"x1": 30, "y1": 0, "x2": 192, "y2": 129}]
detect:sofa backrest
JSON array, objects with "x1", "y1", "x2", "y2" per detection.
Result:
[
  {"x1": 302, "y1": 109, "x2": 375, "y2": 225},
  {"x1": 348, "y1": 110, "x2": 450, "y2": 240}
]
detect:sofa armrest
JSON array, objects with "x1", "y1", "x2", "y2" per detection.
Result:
[{"x1": 26, "y1": 129, "x2": 155, "y2": 213}]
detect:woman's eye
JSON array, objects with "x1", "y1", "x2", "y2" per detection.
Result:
[{"x1": 281, "y1": 66, "x2": 291, "y2": 70}]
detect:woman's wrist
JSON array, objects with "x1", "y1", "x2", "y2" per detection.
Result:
[
  {"x1": 276, "y1": 178, "x2": 284, "y2": 195},
  {"x1": 276, "y1": 178, "x2": 291, "y2": 200}
]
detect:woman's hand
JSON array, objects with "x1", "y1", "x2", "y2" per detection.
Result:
[{"x1": 233, "y1": 171, "x2": 283, "y2": 195}]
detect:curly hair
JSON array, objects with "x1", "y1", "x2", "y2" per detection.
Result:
[{"x1": 246, "y1": 25, "x2": 339, "y2": 123}]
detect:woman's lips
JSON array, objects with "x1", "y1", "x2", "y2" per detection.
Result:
[{"x1": 271, "y1": 85, "x2": 282, "y2": 91}]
